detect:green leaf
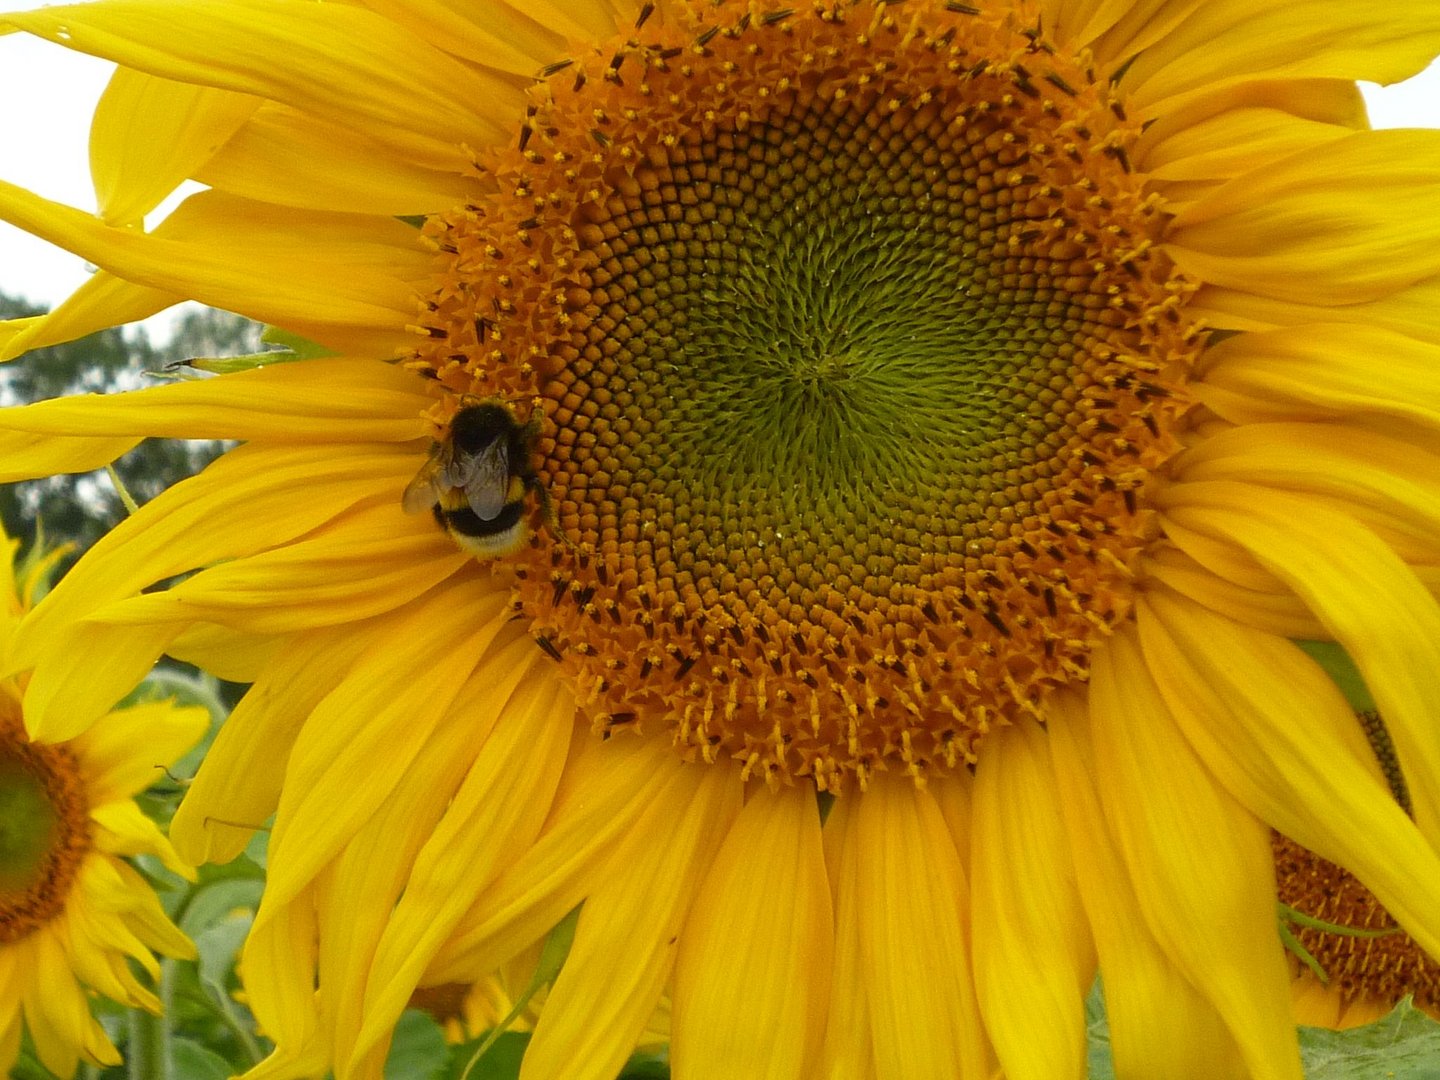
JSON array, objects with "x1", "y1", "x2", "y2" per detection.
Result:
[
  {"x1": 619, "y1": 1049, "x2": 671, "y2": 1078},
  {"x1": 260, "y1": 325, "x2": 339, "y2": 359},
  {"x1": 1301, "y1": 998, "x2": 1440, "y2": 1078},
  {"x1": 195, "y1": 911, "x2": 253, "y2": 992},
  {"x1": 1295, "y1": 641, "x2": 1375, "y2": 712},
  {"x1": 444, "y1": 1032, "x2": 530, "y2": 1080},
  {"x1": 385, "y1": 1009, "x2": 452, "y2": 1080},
  {"x1": 1085, "y1": 978, "x2": 1116, "y2": 1080},
  {"x1": 170, "y1": 1037, "x2": 237, "y2": 1080},
  {"x1": 178, "y1": 873, "x2": 265, "y2": 938}
]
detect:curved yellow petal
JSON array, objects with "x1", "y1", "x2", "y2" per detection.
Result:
[
  {"x1": 1190, "y1": 273, "x2": 1440, "y2": 345},
  {"x1": 196, "y1": 101, "x2": 478, "y2": 216},
  {"x1": 0, "y1": 430, "x2": 142, "y2": 483},
  {"x1": 72, "y1": 699, "x2": 208, "y2": 805},
  {"x1": 4, "y1": 0, "x2": 518, "y2": 172},
  {"x1": 0, "y1": 356, "x2": 431, "y2": 443},
  {"x1": 14, "y1": 443, "x2": 415, "y2": 738},
  {"x1": 971, "y1": 721, "x2": 1093, "y2": 1080},
  {"x1": 345, "y1": 655, "x2": 573, "y2": 1078},
  {"x1": 90, "y1": 502, "x2": 468, "y2": 636},
  {"x1": 90, "y1": 67, "x2": 258, "y2": 227},
  {"x1": 425, "y1": 731, "x2": 680, "y2": 984},
  {"x1": 1141, "y1": 545, "x2": 1325, "y2": 640},
  {"x1": 851, "y1": 775, "x2": 987, "y2": 1079},
  {"x1": 1159, "y1": 481, "x2": 1440, "y2": 849},
  {"x1": 1123, "y1": 1, "x2": 1440, "y2": 111},
  {"x1": 259, "y1": 580, "x2": 511, "y2": 920},
  {"x1": 0, "y1": 273, "x2": 182, "y2": 363},
  {"x1": 1089, "y1": 628, "x2": 1302, "y2": 1080},
  {"x1": 23, "y1": 934, "x2": 120, "y2": 1075},
  {"x1": 0, "y1": 182, "x2": 429, "y2": 337},
  {"x1": 360, "y1": 0, "x2": 572, "y2": 77},
  {"x1": 671, "y1": 783, "x2": 832, "y2": 1080},
  {"x1": 171, "y1": 621, "x2": 386, "y2": 865},
  {"x1": 1175, "y1": 423, "x2": 1440, "y2": 561},
  {"x1": 518, "y1": 762, "x2": 741, "y2": 1080},
  {"x1": 1193, "y1": 324, "x2": 1440, "y2": 440},
  {"x1": 1046, "y1": 691, "x2": 1251, "y2": 1078},
  {"x1": 240, "y1": 884, "x2": 322, "y2": 1053},
  {"x1": 1166, "y1": 131, "x2": 1440, "y2": 306},
  {"x1": 1137, "y1": 589, "x2": 1440, "y2": 965}
]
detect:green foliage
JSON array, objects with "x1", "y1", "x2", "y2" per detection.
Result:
[
  {"x1": 1300, "y1": 999, "x2": 1440, "y2": 1078},
  {"x1": 1085, "y1": 981, "x2": 1440, "y2": 1079}
]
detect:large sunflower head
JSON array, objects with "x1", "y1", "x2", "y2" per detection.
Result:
[
  {"x1": 0, "y1": 527, "x2": 205, "y2": 1077},
  {"x1": 2, "y1": 1, "x2": 1440, "y2": 1078}
]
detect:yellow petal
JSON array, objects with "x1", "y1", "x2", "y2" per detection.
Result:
[
  {"x1": 1166, "y1": 131, "x2": 1440, "y2": 305},
  {"x1": 1046, "y1": 691, "x2": 1251, "y2": 1078},
  {"x1": 360, "y1": 0, "x2": 570, "y2": 77},
  {"x1": 345, "y1": 654, "x2": 573, "y2": 1078},
  {"x1": 196, "y1": 101, "x2": 477, "y2": 216},
  {"x1": 1123, "y1": 1, "x2": 1440, "y2": 111},
  {"x1": 971, "y1": 722, "x2": 1094, "y2": 1080},
  {"x1": 1141, "y1": 545, "x2": 1325, "y2": 640},
  {"x1": 171, "y1": 621, "x2": 384, "y2": 865},
  {"x1": 0, "y1": 274, "x2": 182, "y2": 363},
  {"x1": 819, "y1": 795, "x2": 876, "y2": 1080},
  {"x1": 0, "y1": 430, "x2": 142, "y2": 483},
  {"x1": 0, "y1": 355, "x2": 431, "y2": 443},
  {"x1": 90, "y1": 501, "x2": 468, "y2": 635},
  {"x1": 518, "y1": 762, "x2": 742, "y2": 1080},
  {"x1": 259, "y1": 580, "x2": 511, "y2": 920},
  {"x1": 71, "y1": 699, "x2": 208, "y2": 804},
  {"x1": 425, "y1": 732, "x2": 681, "y2": 984},
  {"x1": 1086, "y1": 0, "x2": 1204, "y2": 77},
  {"x1": 15, "y1": 443, "x2": 416, "y2": 738},
  {"x1": 1190, "y1": 273, "x2": 1440, "y2": 345},
  {"x1": 4, "y1": 0, "x2": 518, "y2": 171},
  {"x1": 1193, "y1": 324, "x2": 1440, "y2": 441},
  {"x1": 0, "y1": 182, "x2": 429, "y2": 339},
  {"x1": 1138, "y1": 589, "x2": 1440, "y2": 964},
  {"x1": 1140, "y1": 106, "x2": 1355, "y2": 185},
  {"x1": 1159, "y1": 481, "x2": 1440, "y2": 849},
  {"x1": 1089, "y1": 628, "x2": 1302, "y2": 1080},
  {"x1": 671, "y1": 784, "x2": 832, "y2": 1080},
  {"x1": 851, "y1": 774, "x2": 987, "y2": 1078},
  {"x1": 90, "y1": 67, "x2": 259, "y2": 227},
  {"x1": 240, "y1": 884, "x2": 321, "y2": 1052},
  {"x1": 1174, "y1": 422, "x2": 1440, "y2": 561},
  {"x1": 89, "y1": 801, "x2": 193, "y2": 880},
  {"x1": 22, "y1": 934, "x2": 121, "y2": 1075}
]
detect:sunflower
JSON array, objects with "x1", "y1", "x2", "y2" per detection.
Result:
[
  {"x1": 0, "y1": 527, "x2": 204, "y2": 1077},
  {"x1": 3, "y1": 0, "x2": 1440, "y2": 1077}
]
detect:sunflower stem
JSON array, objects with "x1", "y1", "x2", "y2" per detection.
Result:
[{"x1": 127, "y1": 960, "x2": 175, "y2": 1080}]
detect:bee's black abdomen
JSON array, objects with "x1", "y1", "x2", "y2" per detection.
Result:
[{"x1": 438, "y1": 500, "x2": 526, "y2": 538}]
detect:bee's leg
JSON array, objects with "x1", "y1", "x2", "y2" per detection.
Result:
[{"x1": 535, "y1": 481, "x2": 578, "y2": 552}]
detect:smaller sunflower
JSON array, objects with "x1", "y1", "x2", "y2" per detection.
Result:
[
  {"x1": 0, "y1": 528, "x2": 206, "y2": 1077},
  {"x1": 1274, "y1": 708, "x2": 1440, "y2": 1030}
]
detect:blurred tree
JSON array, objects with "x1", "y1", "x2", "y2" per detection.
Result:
[{"x1": 0, "y1": 293, "x2": 260, "y2": 566}]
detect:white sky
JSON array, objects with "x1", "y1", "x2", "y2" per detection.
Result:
[{"x1": 0, "y1": 32, "x2": 1437, "y2": 340}]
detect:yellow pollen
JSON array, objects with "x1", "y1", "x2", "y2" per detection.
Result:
[{"x1": 407, "y1": 0, "x2": 1201, "y2": 790}]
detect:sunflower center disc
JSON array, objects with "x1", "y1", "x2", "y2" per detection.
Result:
[
  {"x1": 410, "y1": 1, "x2": 1202, "y2": 789},
  {"x1": 0, "y1": 714, "x2": 89, "y2": 941}
]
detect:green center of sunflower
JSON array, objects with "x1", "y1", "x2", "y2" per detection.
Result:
[
  {"x1": 0, "y1": 713, "x2": 89, "y2": 941},
  {"x1": 408, "y1": 0, "x2": 1202, "y2": 789}
]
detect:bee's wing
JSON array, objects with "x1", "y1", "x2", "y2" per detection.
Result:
[
  {"x1": 452, "y1": 440, "x2": 510, "y2": 520},
  {"x1": 402, "y1": 449, "x2": 444, "y2": 514}
]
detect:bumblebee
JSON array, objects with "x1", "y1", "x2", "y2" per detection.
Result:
[{"x1": 403, "y1": 398, "x2": 554, "y2": 558}]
